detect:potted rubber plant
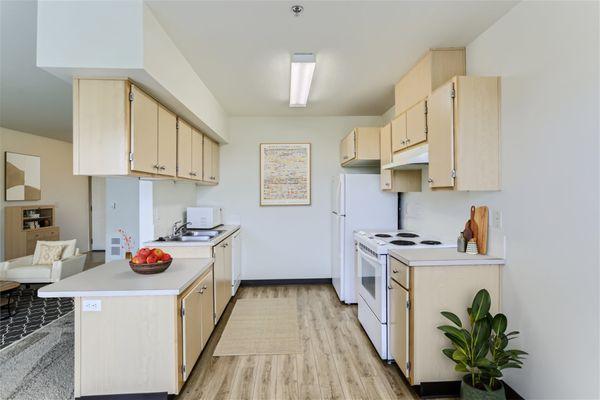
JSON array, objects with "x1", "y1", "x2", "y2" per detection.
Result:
[{"x1": 438, "y1": 289, "x2": 527, "y2": 400}]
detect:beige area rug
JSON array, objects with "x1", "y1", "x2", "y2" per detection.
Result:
[{"x1": 213, "y1": 298, "x2": 302, "y2": 356}]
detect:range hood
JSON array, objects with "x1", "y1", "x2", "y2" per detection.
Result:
[{"x1": 382, "y1": 143, "x2": 429, "y2": 170}]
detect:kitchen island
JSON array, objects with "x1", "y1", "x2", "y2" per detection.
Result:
[{"x1": 39, "y1": 258, "x2": 216, "y2": 399}]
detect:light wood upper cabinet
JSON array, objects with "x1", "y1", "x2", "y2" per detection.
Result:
[
  {"x1": 427, "y1": 76, "x2": 500, "y2": 191},
  {"x1": 391, "y1": 113, "x2": 407, "y2": 153},
  {"x1": 340, "y1": 127, "x2": 380, "y2": 167},
  {"x1": 157, "y1": 105, "x2": 177, "y2": 176},
  {"x1": 380, "y1": 124, "x2": 422, "y2": 193},
  {"x1": 406, "y1": 100, "x2": 427, "y2": 147},
  {"x1": 72, "y1": 78, "x2": 220, "y2": 185},
  {"x1": 203, "y1": 136, "x2": 220, "y2": 184},
  {"x1": 177, "y1": 119, "x2": 193, "y2": 179},
  {"x1": 395, "y1": 48, "x2": 465, "y2": 116},
  {"x1": 130, "y1": 85, "x2": 159, "y2": 174},
  {"x1": 191, "y1": 128, "x2": 203, "y2": 181}
]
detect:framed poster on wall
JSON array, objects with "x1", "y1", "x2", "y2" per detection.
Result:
[
  {"x1": 260, "y1": 143, "x2": 311, "y2": 206},
  {"x1": 5, "y1": 152, "x2": 41, "y2": 201}
]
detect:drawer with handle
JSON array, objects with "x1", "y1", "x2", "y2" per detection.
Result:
[{"x1": 390, "y1": 256, "x2": 410, "y2": 289}]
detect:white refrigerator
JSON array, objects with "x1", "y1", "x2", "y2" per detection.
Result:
[{"x1": 331, "y1": 174, "x2": 397, "y2": 304}]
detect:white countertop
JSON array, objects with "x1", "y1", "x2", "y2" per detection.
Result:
[
  {"x1": 143, "y1": 225, "x2": 240, "y2": 248},
  {"x1": 389, "y1": 248, "x2": 505, "y2": 267},
  {"x1": 38, "y1": 258, "x2": 214, "y2": 298}
]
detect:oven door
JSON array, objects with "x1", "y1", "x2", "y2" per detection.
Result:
[{"x1": 357, "y1": 244, "x2": 386, "y2": 323}]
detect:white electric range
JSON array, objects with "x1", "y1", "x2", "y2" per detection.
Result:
[{"x1": 353, "y1": 229, "x2": 455, "y2": 359}]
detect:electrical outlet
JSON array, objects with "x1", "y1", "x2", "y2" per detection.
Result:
[
  {"x1": 83, "y1": 299, "x2": 102, "y2": 312},
  {"x1": 493, "y1": 210, "x2": 503, "y2": 230}
]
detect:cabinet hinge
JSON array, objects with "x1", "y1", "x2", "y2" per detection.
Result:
[
  {"x1": 406, "y1": 361, "x2": 411, "y2": 371},
  {"x1": 424, "y1": 102, "x2": 428, "y2": 115},
  {"x1": 129, "y1": 152, "x2": 134, "y2": 162},
  {"x1": 176, "y1": 120, "x2": 180, "y2": 130},
  {"x1": 90, "y1": 238, "x2": 93, "y2": 245},
  {"x1": 451, "y1": 169, "x2": 456, "y2": 178},
  {"x1": 182, "y1": 364, "x2": 186, "y2": 375},
  {"x1": 450, "y1": 88, "x2": 456, "y2": 99},
  {"x1": 406, "y1": 299, "x2": 411, "y2": 310},
  {"x1": 181, "y1": 306, "x2": 185, "y2": 317},
  {"x1": 129, "y1": 91, "x2": 134, "y2": 102}
]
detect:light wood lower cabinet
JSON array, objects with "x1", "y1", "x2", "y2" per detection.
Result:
[
  {"x1": 181, "y1": 269, "x2": 214, "y2": 381},
  {"x1": 5, "y1": 205, "x2": 59, "y2": 260},
  {"x1": 389, "y1": 256, "x2": 501, "y2": 385},
  {"x1": 213, "y1": 236, "x2": 232, "y2": 323}
]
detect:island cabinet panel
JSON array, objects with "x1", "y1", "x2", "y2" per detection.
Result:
[{"x1": 75, "y1": 296, "x2": 178, "y2": 397}]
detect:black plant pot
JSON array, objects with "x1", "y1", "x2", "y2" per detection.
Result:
[{"x1": 460, "y1": 376, "x2": 506, "y2": 400}]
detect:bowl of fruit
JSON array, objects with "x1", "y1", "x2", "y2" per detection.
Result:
[{"x1": 129, "y1": 248, "x2": 173, "y2": 275}]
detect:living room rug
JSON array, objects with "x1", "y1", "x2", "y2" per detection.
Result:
[
  {"x1": 1, "y1": 285, "x2": 73, "y2": 350},
  {"x1": 0, "y1": 312, "x2": 74, "y2": 400},
  {"x1": 213, "y1": 298, "x2": 302, "y2": 356}
]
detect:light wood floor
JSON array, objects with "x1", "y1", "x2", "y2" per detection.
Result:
[{"x1": 177, "y1": 284, "x2": 418, "y2": 400}]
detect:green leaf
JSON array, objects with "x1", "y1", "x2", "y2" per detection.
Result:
[
  {"x1": 506, "y1": 331, "x2": 519, "y2": 337},
  {"x1": 507, "y1": 349, "x2": 528, "y2": 356},
  {"x1": 438, "y1": 325, "x2": 468, "y2": 348},
  {"x1": 441, "y1": 311, "x2": 463, "y2": 327},
  {"x1": 454, "y1": 363, "x2": 469, "y2": 372},
  {"x1": 500, "y1": 362, "x2": 522, "y2": 370},
  {"x1": 442, "y1": 348, "x2": 455, "y2": 361},
  {"x1": 471, "y1": 289, "x2": 491, "y2": 322},
  {"x1": 452, "y1": 349, "x2": 468, "y2": 362},
  {"x1": 492, "y1": 314, "x2": 507, "y2": 334}
]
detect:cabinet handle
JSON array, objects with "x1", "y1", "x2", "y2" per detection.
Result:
[
  {"x1": 199, "y1": 289, "x2": 204, "y2": 294},
  {"x1": 387, "y1": 285, "x2": 393, "y2": 290},
  {"x1": 385, "y1": 183, "x2": 390, "y2": 187},
  {"x1": 406, "y1": 139, "x2": 411, "y2": 144},
  {"x1": 190, "y1": 172, "x2": 196, "y2": 176},
  {"x1": 202, "y1": 285, "x2": 207, "y2": 290},
  {"x1": 427, "y1": 178, "x2": 433, "y2": 183},
  {"x1": 400, "y1": 140, "x2": 405, "y2": 145},
  {"x1": 153, "y1": 164, "x2": 160, "y2": 169},
  {"x1": 393, "y1": 269, "x2": 398, "y2": 273},
  {"x1": 159, "y1": 166, "x2": 166, "y2": 171}
]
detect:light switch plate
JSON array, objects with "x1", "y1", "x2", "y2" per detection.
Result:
[
  {"x1": 493, "y1": 210, "x2": 503, "y2": 230},
  {"x1": 83, "y1": 299, "x2": 101, "y2": 312}
]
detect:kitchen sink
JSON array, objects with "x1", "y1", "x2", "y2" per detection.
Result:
[{"x1": 159, "y1": 229, "x2": 224, "y2": 242}]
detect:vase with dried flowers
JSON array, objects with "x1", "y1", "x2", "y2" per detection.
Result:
[{"x1": 117, "y1": 228, "x2": 135, "y2": 260}]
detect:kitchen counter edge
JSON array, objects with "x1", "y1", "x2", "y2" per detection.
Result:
[
  {"x1": 143, "y1": 225, "x2": 241, "y2": 248},
  {"x1": 389, "y1": 247, "x2": 506, "y2": 267}
]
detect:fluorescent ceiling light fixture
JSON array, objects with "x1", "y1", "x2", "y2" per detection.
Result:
[{"x1": 289, "y1": 53, "x2": 316, "y2": 107}]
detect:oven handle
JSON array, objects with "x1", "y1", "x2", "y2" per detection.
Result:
[{"x1": 358, "y1": 246, "x2": 381, "y2": 265}]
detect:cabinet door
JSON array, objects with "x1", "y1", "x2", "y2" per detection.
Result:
[
  {"x1": 380, "y1": 124, "x2": 393, "y2": 191},
  {"x1": 191, "y1": 128, "x2": 203, "y2": 181},
  {"x1": 211, "y1": 141, "x2": 220, "y2": 183},
  {"x1": 390, "y1": 279, "x2": 410, "y2": 379},
  {"x1": 391, "y1": 113, "x2": 407, "y2": 153},
  {"x1": 340, "y1": 130, "x2": 355, "y2": 164},
  {"x1": 427, "y1": 81, "x2": 455, "y2": 188},
  {"x1": 130, "y1": 86, "x2": 158, "y2": 174},
  {"x1": 213, "y1": 241, "x2": 231, "y2": 323},
  {"x1": 200, "y1": 270, "x2": 214, "y2": 349},
  {"x1": 406, "y1": 100, "x2": 427, "y2": 147},
  {"x1": 182, "y1": 279, "x2": 204, "y2": 381},
  {"x1": 157, "y1": 105, "x2": 177, "y2": 177},
  {"x1": 177, "y1": 120, "x2": 193, "y2": 179},
  {"x1": 203, "y1": 136, "x2": 213, "y2": 182}
]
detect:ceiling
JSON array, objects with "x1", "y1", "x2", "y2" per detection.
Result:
[
  {"x1": 0, "y1": 0, "x2": 72, "y2": 142},
  {"x1": 0, "y1": 1, "x2": 517, "y2": 141},
  {"x1": 146, "y1": 0, "x2": 517, "y2": 116}
]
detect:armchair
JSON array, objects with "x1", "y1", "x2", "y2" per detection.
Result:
[{"x1": 0, "y1": 250, "x2": 86, "y2": 284}]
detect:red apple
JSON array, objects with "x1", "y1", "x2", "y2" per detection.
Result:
[
  {"x1": 162, "y1": 253, "x2": 172, "y2": 262},
  {"x1": 131, "y1": 256, "x2": 144, "y2": 264},
  {"x1": 138, "y1": 248, "x2": 151, "y2": 258},
  {"x1": 152, "y1": 248, "x2": 164, "y2": 258},
  {"x1": 146, "y1": 254, "x2": 158, "y2": 264}
]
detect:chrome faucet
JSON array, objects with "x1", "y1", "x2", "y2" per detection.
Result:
[{"x1": 172, "y1": 221, "x2": 191, "y2": 237}]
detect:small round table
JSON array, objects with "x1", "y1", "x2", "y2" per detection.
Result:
[{"x1": 0, "y1": 281, "x2": 20, "y2": 318}]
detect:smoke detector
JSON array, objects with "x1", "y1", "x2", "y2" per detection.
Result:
[{"x1": 291, "y1": 5, "x2": 304, "y2": 17}]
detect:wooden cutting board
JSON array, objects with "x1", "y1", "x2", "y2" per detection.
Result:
[{"x1": 473, "y1": 206, "x2": 489, "y2": 255}]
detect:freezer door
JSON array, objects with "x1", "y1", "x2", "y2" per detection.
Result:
[{"x1": 331, "y1": 212, "x2": 345, "y2": 301}]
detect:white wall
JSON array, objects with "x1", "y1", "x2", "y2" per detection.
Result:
[
  {"x1": 402, "y1": 2, "x2": 599, "y2": 398},
  {"x1": 152, "y1": 180, "x2": 197, "y2": 238},
  {"x1": 90, "y1": 177, "x2": 106, "y2": 250},
  {"x1": 0, "y1": 127, "x2": 89, "y2": 260},
  {"x1": 197, "y1": 116, "x2": 381, "y2": 280}
]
